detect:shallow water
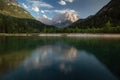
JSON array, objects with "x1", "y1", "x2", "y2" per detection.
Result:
[{"x1": 0, "y1": 37, "x2": 120, "y2": 80}]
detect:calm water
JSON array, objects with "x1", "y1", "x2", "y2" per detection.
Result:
[{"x1": 0, "y1": 37, "x2": 120, "y2": 80}]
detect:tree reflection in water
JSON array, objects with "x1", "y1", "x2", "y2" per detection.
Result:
[{"x1": 1, "y1": 42, "x2": 118, "y2": 80}]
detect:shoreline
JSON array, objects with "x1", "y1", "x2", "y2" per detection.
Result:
[{"x1": 0, "y1": 33, "x2": 120, "y2": 38}]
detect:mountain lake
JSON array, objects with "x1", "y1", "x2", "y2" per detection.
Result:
[{"x1": 0, "y1": 36, "x2": 120, "y2": 80}]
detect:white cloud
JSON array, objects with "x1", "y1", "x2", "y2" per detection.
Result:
[
  {"x1": 22, "y1": 3, "x2": 28, "y2": 9},
  {"x1": 32, "y1": 6, "x2": 39, "y2": 12},
  {"x1": 55, "y1": 9, "x2": 76, "y2": 14},
  {"x1": 41, "y1": 10, "x2": 45, "y2": 13},
  {"x1": 58, "y1": 0, "x2": 66, "y2": 5},
  {"x1": 38, "y1": 10, "x2": 79, "y2": 27},
  {"x1": 42, "y1": 15, "x2": 47, "y2": 18},
  {"x1": 37, "y1": 15, "x2": 53, "y2": 25},
  {"x1": 58, "y1": 0, "x2": 74, "y2": 5},
  {"x1": 43, "y1": 9, "x2": 76, "y2": 14},
  {"x1": 54, "y1": 10, "x2": 68, "y2": 13},
  {"x1": 26, "y1": 0, "x2": 53, "y2": 13},
  {"x1": 65, "y1": 0, "x2": 74, "y2": 3},
  {"x1": 28, "y1": 0, "x2": 53, "y2": 8}
]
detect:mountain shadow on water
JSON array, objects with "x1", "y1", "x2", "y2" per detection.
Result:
[{"x1": 0, "y1": 37, "x2": 120, "y2": 80}]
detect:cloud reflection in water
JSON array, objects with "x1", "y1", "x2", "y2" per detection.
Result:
[
  {"x1": 23, "y1": 44, "x2": 77, "y2": 72},
  {"x1": 2, "y1": 43, "x2": 118, "y2": 80}
]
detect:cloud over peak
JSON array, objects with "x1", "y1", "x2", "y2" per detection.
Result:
[
  {"x1": 42, "y1": 9, "x2": 76, "y2": 14},
  {"x1": 37, "y1": 14, "x2": 52, "y2": 25},
  {"x1": 38, "y1": 10, "x2": 79, "y2": 27}
]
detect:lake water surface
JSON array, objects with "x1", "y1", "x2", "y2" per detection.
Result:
[{"x1": 0, "y1": 37, "x2": 120, "y2": 80}]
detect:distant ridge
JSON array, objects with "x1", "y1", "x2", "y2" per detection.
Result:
[
  {"x1": 70, "y1": 0, "x2": 120, "y2": 28},
  {"x1": 0, "y1": 0, "x2": 55, "y2": 33},
  {"x1": 38, "y1": 10, "x2": 79, "y2": 28}
]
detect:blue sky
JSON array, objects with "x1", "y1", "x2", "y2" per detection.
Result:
[{"x1": 17, "y1": 0, "x2": 110, "y2": 19}]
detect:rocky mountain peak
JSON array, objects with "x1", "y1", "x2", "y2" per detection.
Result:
[
  {"x1": 38, "y1": 10, "x2": 79, "y2": 27},
  {"x1": 6, "y1": 0, "x2": 19, "y2": 6},
  {"x1": 52, "y1": 11, "x2": 79, "y2": 27},
  {"x1": 64, "y1": 11, "x2": 79, "y2": 22}
]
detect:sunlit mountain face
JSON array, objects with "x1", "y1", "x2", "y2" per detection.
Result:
[
  {"x1": 38, "y1": 10, "x2": 79, "y2": 27},
  {"x1": 17, "y1": 0, "x2": 110, "y2": 27}
]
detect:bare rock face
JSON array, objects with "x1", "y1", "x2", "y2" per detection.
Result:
[
  {"x1": 64, "y1": 11, "x2": 79, "y2": 22},
  {"x1": 52, "y1": 11, "x2": 79, "y2": 27},
  {"x1": 6, "y1": 0, "x2": 19, "y2": 6},
  {"x1": 6, "y1": 0, "x2": 16, "y2": 3},
  {"x1": 38, "y1": 10, "x2": 79, "y2": 28}
]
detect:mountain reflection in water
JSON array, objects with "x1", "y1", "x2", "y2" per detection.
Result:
[{"x1": 1, "y1": 43, "x2": 118, "y2": 80}]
